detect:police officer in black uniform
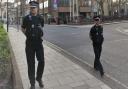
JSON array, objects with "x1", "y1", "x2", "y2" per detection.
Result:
[
  {"x1": 21, "y1": 1, "x2": 45, "y2": 89},
  {"x1": 89, "y1": 16, "x2": 104, "y2": 77}
]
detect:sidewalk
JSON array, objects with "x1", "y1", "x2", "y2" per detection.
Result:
[{"x1": 7, "y1": 26, "x2": 111, "y2": 89}]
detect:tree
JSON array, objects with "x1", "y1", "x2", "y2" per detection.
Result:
[
  {"x1": 118, "y1": 0, "x2": 128, "y2": 16},
  {"x1": 113, "y1": 0, "x2": 128, "y2": 16},
  {"x1": 96, "y1": 0, "x2": 106, "y2": 16},
  {"x1": 107, "y1": 0, "x2": 113, "y2": 16}
]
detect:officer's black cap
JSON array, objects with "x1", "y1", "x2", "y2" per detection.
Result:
[
  {"x1": 29, "y1": 1, "x2": 39, "y2": 7},
  {"x1": 93, "y1": 16, "x2": 100, "y2": 21}
]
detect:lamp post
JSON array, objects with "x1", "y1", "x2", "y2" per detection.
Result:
[
  {"x1": 16, "y1": 4, "x2": 19, "y2": 30},
  {"x1": 70, "y1": 0, "x2": 72, "y2": 22},
  {"x1": 42, "y1": 0, "x2": 45, "y2": 23},
  {"x1": 0, "y1": 0, "x2": 2, "y2": 21},
  {"x1": 43, "y1": 0, "x2": 44, "y2": 16},
  {"x1": 14, "y1": 2, "x2": 19, "y2": 30},
  {"x1": 7, "y1": 0, "x2": 9, "y2": 32}
]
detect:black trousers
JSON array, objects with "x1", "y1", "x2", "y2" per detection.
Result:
[
  {"x1": 93, "y1": 43, "x2": 103, "y2": 72},
  {"x1": 25, "y1": 42, "x2": 45, "y2": 86}
]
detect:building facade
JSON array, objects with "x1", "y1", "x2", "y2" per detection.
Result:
[
  {"x1": 42, "y1": 0, "x2": 93, "y2": 23},
  {"x1": 13, "y1": 0, "x2": 110, "y2": 23},
  {"x1": 42, "y1": 0, "x2": 110, "y2": 23}
]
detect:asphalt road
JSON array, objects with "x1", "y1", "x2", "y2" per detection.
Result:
[{"x1": 43, "y1": 23, "x2": 128, "y2": 89}]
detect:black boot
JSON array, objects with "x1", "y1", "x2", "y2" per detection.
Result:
[
  {"x1": 30, "y1": 85, "x2": 35, "y2": 89},
  {"x1": 100, "y1": 70, "x2": 104, "y2": 77},
  {"x1": 36, "y1": 78, "x2": 44, "y2": 88},
  {"x1": 94, "y1": 66, "x2": 99, "y2": 71}
]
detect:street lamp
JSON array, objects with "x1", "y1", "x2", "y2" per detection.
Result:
[
  {"x1": 7, "y1": 0, "x2": 9, "y2": 32},
  {"x1": 42, "y1": 0, "x2": 45, "y2": 22},
  {"x1": 43, "y1": 0, "x2": 44, "y2": 16},
  {"x1": 70, "y1": 0, "x2": 72, "y2": 22},
  {"x1": 0, "y1": 0, "x2": 2, "y2": 21}
]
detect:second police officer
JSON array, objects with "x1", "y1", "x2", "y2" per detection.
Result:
[
  {"x1": 90, "y1": 16, "x2": 104, "y2": 77},
  {"x1": 21, "y1": 1, "x2": 45, "y2": 89}
]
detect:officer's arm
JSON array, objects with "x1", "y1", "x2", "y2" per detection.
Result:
[
  {"x1": 40, "y1": 16, "x2": 44, "y2": 27},
  {"x1": 101, "y1": 26, "x2": 104, "y2": 42},
  {"x1": 101, "y1": 26, "x2": 103, "y2": 36},
  {"x1": 21, "y1": 17, "x2": 27, "y2": 35},
  {"x1": 21, "y1": 28, "x2": 26, "y2": 35},
  {"x1": 89, "y1": 27, "x2": 93, "y2": 40}
]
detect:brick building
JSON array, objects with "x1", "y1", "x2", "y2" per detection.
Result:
[
  {"x1": 41, "y1": 0, "x2": 105, "y2": 23},
  {"x1": 14, "y1": 0, "x2": 109, "y2": 23},
  {"x1": 42, "y1": 0, "x2": 94, "y2": 23}
]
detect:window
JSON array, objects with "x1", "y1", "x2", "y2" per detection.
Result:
[
  {"x1": 58, "y1": 0, "x2": 70, "y2": 7},
  {"x1": 80, "y1": 0, "x2": 91, "y2": 7}
]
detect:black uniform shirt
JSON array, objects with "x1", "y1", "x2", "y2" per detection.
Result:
[
  {"x1": 22, "y1": 14, "x2": 44, "y2": 29},
  {"x1": 22, "y1": 14, "x2": 44, "y2": 45},
  {"x1": 90, "y1": 25, "x2": 104, "y2": 44},
  {"x1": 22, "y1": 14, "x2": 44, "y2": 34}
]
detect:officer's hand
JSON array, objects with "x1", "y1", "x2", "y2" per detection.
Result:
[
  {"x1": 41, "y1": 36, "x2": 43, "y2": 40},
  {"x1": 21, "y1": 28, "x2": 26, "y2": 35}
]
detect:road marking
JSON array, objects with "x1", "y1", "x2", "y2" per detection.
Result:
[
  {"x1": 106, "y1": 74, "x2": 128, "y2": 89},
  {"x1": 53, "y1": 25, "x2": 93, "y2": 28},
  {"x1": 116, "y1": 27, "x2": 128, "y2": 35},
  {"x1": 45, "y1": 40, "x2": 128, "y2": 89},
  {"x1": 107, "y1": 39, "x2": 128, "y2": 43},
  {"x1": 71, "y1": 33, "x2": 78, "y2": 35},
  {"x1": 124, "y1": 29, "x2": 128, "y2": 32},
  {"x1": 48, "y1": 21, "x2": 128, "y2": 28}
]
